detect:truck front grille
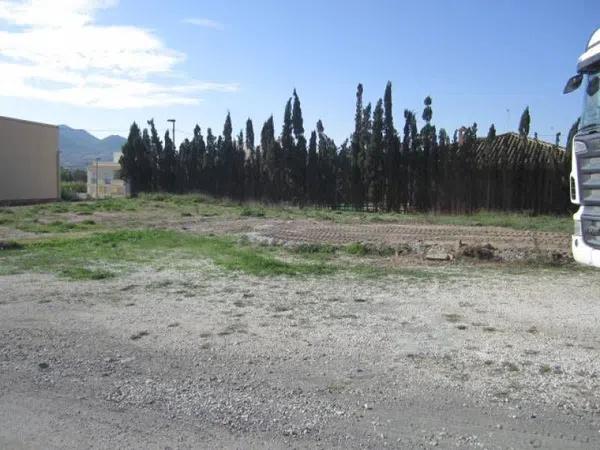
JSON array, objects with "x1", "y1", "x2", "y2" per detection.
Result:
[{"x1": 576, "y1": 135, "x2": 600, "y2": 206}]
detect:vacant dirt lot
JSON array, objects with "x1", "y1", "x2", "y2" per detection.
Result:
[
  {"x1": 2, "y1": 262, "x2": 600, "y2": 448},
  {"x1": 0, "y1": 198, "x2": 597, "y2": 448}
]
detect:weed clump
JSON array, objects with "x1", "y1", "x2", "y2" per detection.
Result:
[
  {"x1": 0, "y1": 241, "x2": 23, "y2": 251},
  {"x1": 345, "y1": 242, "x2": 396, "y2": 257},
  {"x1": 60, "y1": 267, "x2": 115, "y2": 281},
  {"x1": 239, "y1": 206, "x2": 266, "y2": 217}
]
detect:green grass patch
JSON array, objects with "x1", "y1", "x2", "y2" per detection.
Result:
[
  {"x1": 0, "y1": 229, "x2": 457, "y2": 280},
  {"x1": 0, "y1": 195, "x2": 571, "y2": 235},
  {"x1": 16, "y1": 219, "x2": 97, "y2": 234},
  {"x1": 344, "y1": 242, "x2": 397, "y2": 257},
  {"x1": 239, "y1": 206, "x2": 266, "y2": 217},
  {"x1": 60, "y1": 267, "x2": 115, "y2": 280},
  {"x1": 0, "y1": 230, "x2": 336, "y2": 279},
  {"x1": 290, "y1": 243, "x2": 338, "y2": 255}
]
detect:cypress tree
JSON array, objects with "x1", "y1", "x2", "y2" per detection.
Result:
[
  {"x1": 306, "y1": 130, "x2": 319, "y2": 204},
  {"x1": 119, "y1": 122, "x2": 144, "y2": 195},
  {"x1": 139, "y1": 128, "x2": 153, "y2": 192},
  {"x1": 292, "y1": 89, "x2": 307, "y2": 203},
  {"x1": 191, "y1": 125, "x2": 206, "y2": 191},
  {"x1": 177, "y1": 138, "x2": 192, "y2": 192},
  {"x1": 487, "y1": 124, "x2": 497, "y2": 141},
  {"x1": 438, "y1": 128, "x2": 449, "y2": 146},
  {"x1": 204, "y1": 128, "x2": 217, "y2": 193},
  {"x1": 233, "y1": 130, "x2": 246, "y2": 199},
  {"x1": 262, "y1": 116, "x2": 282, "y2": 200},
  {"x1": 223, "y1": 113, "x2": 234, "y2": 195},
  {"x1": 422, "y1": 96, "x2": 432, "y2": 123},
  {"x1": 360, "y1": 102, "x2": 372, "y2": 206},
  {"x1": 420, "y1": 96, "x2": 437, "y2": 211},
  {"x1": 350, "y1": 83, "x2": 364, "y2": 209},
  {"x1": 147, "y1": 119, "x2": 163, "y2": 190},
  {"x1": 519, "y1": 107, "x2": 531, "y2": 138},
  {"x1": 366, "y1": 99, "x2": 385, "y2": 210},
  {"x1": 336, "y1": 139, "x2": 351, "y2": 206},
  {"x1": 317, "y1": 119, "x2": 337, "y2": 207},
  {"x1": 281, "y1": 98, "x2": 294, "y2": 199},
  {"x1": 245, "y1": 118, "x2": 258, "y2": 199},
  {"x1": 161, "y1": 130, "x2": 177, "y2": 192},
  {"x1": 383, "y1": 81, "x2": 399, "y2": 211}
]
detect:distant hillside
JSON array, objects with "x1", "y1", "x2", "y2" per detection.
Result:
[{"x1": 59, "y1": 125, "x2": 126, "y2": 168}]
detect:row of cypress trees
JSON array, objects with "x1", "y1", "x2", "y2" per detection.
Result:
[{"x1": 120, "y1": 82, "x2": 575, "y2": 213}]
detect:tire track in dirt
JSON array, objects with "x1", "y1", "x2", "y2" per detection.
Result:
[{"x1": 254, "y1": 220, "x2": 569, "y2": 253}]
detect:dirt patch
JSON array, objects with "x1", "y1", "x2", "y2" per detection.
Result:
[{"x1": 1, "y1": 267, "x2": 600, "y2": 448}]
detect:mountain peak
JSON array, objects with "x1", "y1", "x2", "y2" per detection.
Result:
[{"x1": 59, "y1": 125, "x2": 126, "y2": 168}]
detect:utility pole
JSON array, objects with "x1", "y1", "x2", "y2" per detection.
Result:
[
  {"x1": 95, "y1": 157, "x2": 100, "y2": 199},
  {"x1": 168, "y1": 119, "x2": 176, "y2": 147}
]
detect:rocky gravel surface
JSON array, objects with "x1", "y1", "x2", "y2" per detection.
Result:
[{"x1": 1, "y1": 265, "x2": 600, "y2": 448}]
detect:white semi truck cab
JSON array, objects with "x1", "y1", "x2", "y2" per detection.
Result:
[{"x1": 564, "y1": 28, "x2": 600, "y2": 267}]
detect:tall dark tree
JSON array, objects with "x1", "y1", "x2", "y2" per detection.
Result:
[
  {"x1": 383, "y1": 81, "x2": 399, "y2": 211},
  {"x1": 245, "y1": 118, "x2": 259, "y2": 198},
  {"x1": 147, "y1": 119, "x2": 163, "y2": 190},
  {"x1": 232, "y1": 129, "x2": 246, "y2": 199},
  {"x1": 351, "y1": 84, "x2": 365, "y2": 209},
  {"x1": 119, "y1": 122, "x2": 145, "y2": 195},
  {"x1": 262, "y1": 116, "x2": 283, "y2": 200},
  {"x1": 438, "y1": 128, "x2": 449, "y2": 146},
  {"x1": 422, "y1": 96, "x2": 433, "y2": 123},
  {"x1": 487, "y1": 124, "x2": 497, "y2": 141},
  {"x1": 190, "y1": 125, "x2": 205, "y2": 190},
  {"x1": 292, "y1": 89, "x2": 307, "y2": 203},
  {"x1": 420, "y1": 96, "x2": 437, "y2": 210},
  {"x1": 281, "y1": 98, "x2": 295, "y2": 198},
  {"x1": 204, "y1": 128, "x2": 217, "y2": 192},
  {"x1": 306, "y1": 130, "x2": 319, "y2": 204},
  {"x1": 366, "y1": 99, "x2": 385, "y2": 209},
  {"x1": 160, "y1": 130, "x2": 177, "y2": 192},
  {"x1": 519, "y1": 106, "x2": 531, "y2": 138},
  {"x1": 219, "y1": 112, "x2": 235, "y2": 196},
  {"x1": 317, "y1": 119, "x2": 337, "y2": 206},
  {"x1": 177, "y1": 138, "x2": 192, "y2": 192},
  {"x1": 137, "y1": 127, "x2": 153, "y2": 192}
]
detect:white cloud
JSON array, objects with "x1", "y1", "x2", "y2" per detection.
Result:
[
  {"x1": 0, "y1": 0, "x2": 238, "y2": 108},
  {"x1": 183, "y1": 17, "x2": 225, "y2": 31}
]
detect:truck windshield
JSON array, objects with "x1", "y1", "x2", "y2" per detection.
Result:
[{"x1": 581, "y1": 70, "x2": 600, "y2": 131}]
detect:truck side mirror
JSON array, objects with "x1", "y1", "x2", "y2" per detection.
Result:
[
  {"x1": 564, "y1": 74, "x2": 583, "y2": 94},
  {"x1": 587, "y1": 76, "x2": 599, "y2": 97}
]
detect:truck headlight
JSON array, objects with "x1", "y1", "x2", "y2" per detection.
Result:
[
  {"x1": 574, "y1": 220, "x2": 582, "y2": 236},
  {"x1": 574, "y1": 141, "x2": 587, "y2": 153},
  {"x1": 582, "y1": 219, "x2": 600, "y2": 247}
]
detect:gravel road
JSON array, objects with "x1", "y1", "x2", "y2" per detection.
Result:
[{"x1": 1, "y1": 263, "x2": 600, "y2": 449}]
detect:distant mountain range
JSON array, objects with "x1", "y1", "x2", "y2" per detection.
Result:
[{"x1": 59, "y1": 125, "x2": 126, "y2": 168}]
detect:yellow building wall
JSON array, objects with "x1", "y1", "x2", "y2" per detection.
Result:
[
  {"x1": 0, "y1": 116, "x2": 59, "y2": 203},
  {"x1": 87, "y1": 163, "x2": 128, "y2": 198}
]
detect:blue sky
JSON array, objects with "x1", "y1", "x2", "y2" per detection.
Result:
[{"x1": 0, "y1": 0, "x2": 598, "y2": 146}]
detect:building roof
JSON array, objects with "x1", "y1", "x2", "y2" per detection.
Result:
[
  {"x1": 0, "y1": 115, "x2": 58, "y2": 130},
  {"x1": 88, "y1": 161, "x2": 120, "y2": 168},
  {"x1": 483, "y1": 132, "x2": 564, "y2": 150},
  {"x1": 472, "y1": 132, "x2": 567, "y2": 168}
]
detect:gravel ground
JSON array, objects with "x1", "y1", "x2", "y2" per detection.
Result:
[{"x1": 1, "y1": 262, "x2": 600, "y2": 449}]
